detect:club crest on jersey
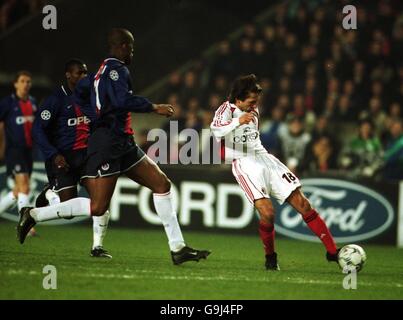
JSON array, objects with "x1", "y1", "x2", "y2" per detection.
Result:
[
  {"x1": 41, "y1": 110, "x2": 51, "y2": 120},
  {"x1": 109, "y1": 70, "x2": 119, "y2": 81},
  {"x1": 101, "y1": 163, "x2": 110, "y2": 171}
]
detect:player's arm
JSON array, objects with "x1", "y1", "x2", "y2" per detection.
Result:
[
  {"x1": 210, "y1": 106, "x2": 254, "y2": 138},
  {"x1": 110, "y1": 66, "x2": 154, "y2": 113},
  {"x1": 74, "y1": 74, "x2": 98, "y2": 122},
  {"x1": 32, "y1": 96, "x2": 60, "y2": 161}
]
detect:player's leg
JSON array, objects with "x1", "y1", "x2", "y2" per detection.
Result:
[
  {"x1": 286, "y1": 187, "x2": 339, "y2": 261},
  {"x1": 124, "y1": 156, "x2": 183, "y2": 249},
  {"x1": 123, "y1": 155, "x2": 210, "y2": 264},
  {"x1": 0, "y1": 152, "x2": 19, "y2": 213},
  {"x1": 14, "y1": 173, "x2": 38, "y2": 237},
  {"x1": 17, "y1": 176, "x2": 118, "y2": 244},
  {"x1": 0, "y1": 188, "x2": 17, "y2": 213},
  {"x1": 254, "y1": 198, "x2": 278, "y2": 270},
  {"x1": 82, "y1": 178, "x2": 112, "y2": 258},
  {"x1": 14, "y1": 173, "x2": 30, "y2": 211},
  {"x1": 232, "y1": 158, "x2": 279, "y2": 270}
]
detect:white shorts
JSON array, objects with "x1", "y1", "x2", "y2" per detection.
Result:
[{"x1": 231, "y1": 153, "x2": 301, "y2": 205}]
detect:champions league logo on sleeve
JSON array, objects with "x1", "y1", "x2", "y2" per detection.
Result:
[
  {"x1": 0, "y1": 163, "x2": 89, "y2": 225},
  {"x1": 109, "y1": 70, "x2": 119, "y2": 81}
]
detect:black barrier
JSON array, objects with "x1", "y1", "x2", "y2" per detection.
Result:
[{"x1": 0, "y1": 163, "x2": 399, "y2": 245}]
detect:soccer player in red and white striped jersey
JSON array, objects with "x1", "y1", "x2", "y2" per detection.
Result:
[{"x1": 211, "y1": 75, "x2": 339, "y2": 270}]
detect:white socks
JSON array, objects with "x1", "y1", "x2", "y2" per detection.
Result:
[
  {"x1": 0, "y1": 191, "x2": 17, "y2": 213},
  {"x1": 92, "y1": 210, "x2": 110, "y2": 249},
  {"x1": 153, "y1": 191, "x2": 185, "y2": 252},
  {"x1": 30, "y1": 197, "x2": 91, "y2": 222},
  {"x1": 17, "y1": 193, "x2": 30, "y2": 211},
  {"x1": 46, "y1": 189, "x2": 60, "y2": 205}
]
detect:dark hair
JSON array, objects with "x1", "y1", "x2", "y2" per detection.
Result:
[
  {"x1": 13, "y1": 70, "x2": 32, "y2": 83},
  {"x1": 65, "y1": 59, "x2": 85, "y2": 73},
  {"x1": 228, "y1": 74, "x2": 262, "y2": 103},
  {"x1": 108, "y1": 28, "x2": 133, "y2": 49}
]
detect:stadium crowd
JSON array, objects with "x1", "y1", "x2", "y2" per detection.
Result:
[
  {"x1": 1, "y1": 1, "x2": 402, "y2": 182},
  {"x1": 146, "y1": 0, "x2": 403, "y2": 181},
  {"x1": 0, "y1": 0, "x2": 47, "y2": 33}
]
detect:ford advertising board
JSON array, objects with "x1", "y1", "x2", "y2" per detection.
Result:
[{"x1": 274, "y1": 178, "x2": 395, "y2": 243}]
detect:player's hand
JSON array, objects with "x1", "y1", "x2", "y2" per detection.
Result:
[
  {"x1": 152, "y1": 104, "x2": 175, "y2": 117},
  {"x1": 239, "y1": 112, "x2": 255, "y2": 125},
  {"x1": 54, "y1": 154, "x2": 70, "y2": 171}
]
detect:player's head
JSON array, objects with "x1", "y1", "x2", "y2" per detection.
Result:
[
  {"x1": 13, "y1": 70, "x2": 32, "y2": 98},
  {"x1": 65, "y1": 59, "x2": 88, "y2": 88},
  {"x1": 229, "y1": 74, "x2": 262, "y2": 111},
  {"x1": 108, "y1": 28, "x2": 135, "y2": 65}
]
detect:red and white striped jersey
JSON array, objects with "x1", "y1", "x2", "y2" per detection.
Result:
[{"x1": 210, "y1": 101, "x2": 267, "y2": 161}]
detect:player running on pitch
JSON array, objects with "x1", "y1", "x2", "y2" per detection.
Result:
[
  {"x1": 32, "y1": 59, "x2": 112, "y2": 258},
  {"x1": 210, "y1": 74, "x2": 339, "y2": 270},
  {"x1": 18, "y1": 28, "x2": 210, "y2": 265},
  {"x1": 0, "y1": 71, "x2": 37, "y2": 236}
]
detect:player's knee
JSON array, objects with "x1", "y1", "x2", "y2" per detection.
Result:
[
  {"x1": 255, "y1": 200, "x2": 275, "y2": 223},
  {"x1": 153, "y1": 175, "x2": 171, "y2": 194},
  {"x1": 18, "y1": 185, "x2": 30, "y2": 194},
  {"x1": 91, "y1": 202, "x2": 108, "y2": 217}
]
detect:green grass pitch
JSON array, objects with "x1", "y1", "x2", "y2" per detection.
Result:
[{"x1": 1, "y1": 221, "x2": 402, "y2": 299}]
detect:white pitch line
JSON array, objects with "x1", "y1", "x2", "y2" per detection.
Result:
[{"x1": 2, "y1": 269, "x2": 403, "y2": 289}]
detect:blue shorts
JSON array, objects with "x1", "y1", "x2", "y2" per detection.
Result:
[
  {"x1": 6, "y1": 147, "x2": 33, "y2": 176},
  {"x1": 82, "y1": 127, "x2": 146, "y2": 178}
]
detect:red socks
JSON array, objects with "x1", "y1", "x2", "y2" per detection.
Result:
[
  {"x1": 258, "y1": 220, "x2": 275, "y2": 256},
  {"x1": 303, "y1": 209, "x2": 337, "y2": 255}
]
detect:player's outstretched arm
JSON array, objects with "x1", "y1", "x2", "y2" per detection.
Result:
[
  {"x1": 152, "y1": 104, "x2": 174, "y2": 117},
  {"x1": 111, "y1": 66, "x2": 154, "y2": 113}
]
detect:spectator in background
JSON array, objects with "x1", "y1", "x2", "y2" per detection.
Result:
[
  {"x1": 209, "y1": 75, "x2": 228, "y2": 100},
  {"x1": 388, "y1": 102, "x2": 401, "y2": 122},
  {"x1": 179, "y1": 70, "x2": 199, "y2": 106},
  {"x1": 359, "y1": 97, "x2": 387, "y2": 136},
  {"x1": 159, "y1": 71, "x2": 182, "y2": 101},
  {"x1": 207, "y1": 93, "x2": 223, "y2": 111},
  {"x1": 236, "y1": 37, "x2": 255, "y2": 76},
  {"x1": 0, "y1": 0, "x2": 46, "y2": 33},
  {"x1": 252, "y1": 39, "x2": 270, "y2": 79},
  {"x1": 311, "y1": 115, "x2": 338, "y2": 147},
  {"x1": 335, "y1": 94, "x2": 357, "y2": 122},
  {"x1": 383, "y1": 118, "x2": 403, "y2": 180},
  {"x1": 278, "y1": 115, "x2": 311, "y2": 174},
  {"x1": 260, "y1": 106, "x2": 287, "y2": 158},
  {"x1": 210, "y1": 40, "x2": 236, "y2": 79},
  {"x1": 340, "y1": 119, "x2": 383, "y2": 178},
  {"x1": 301, "y1": 134, "x2": 338, "y2": 174}
]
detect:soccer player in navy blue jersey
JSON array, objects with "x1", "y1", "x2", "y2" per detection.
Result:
[
  {"x1": 0, "y1": 71, "x2": 37, "y2": 236},
  {"x1": 18, "y1": 28, "x2": 210, "y2": 265},
  {"x1": 32, "y1": 59, "x2": 111, "y2": 258}
]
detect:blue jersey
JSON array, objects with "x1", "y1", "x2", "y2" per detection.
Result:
[
  {"x1": 32, "y1": 85, "x2": 90, "y2": 160},
  {"x1": 74, "y1": 73, "x2": 98, "y2": 125},
  {"x1": 0, "y1": 94, "x2": 37, "y2": 150},
  {"x1": 91, "y1": 57, "x2": 153, "y2": 136}
]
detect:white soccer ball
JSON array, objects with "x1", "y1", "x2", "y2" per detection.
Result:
[{"x1": 338, "y1": 244, "x2": 367, "y2": 272}]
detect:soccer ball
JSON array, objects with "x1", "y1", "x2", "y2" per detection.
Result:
[{"x1": 337, "y1": 244, "x2": 367, "y2": 272}]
